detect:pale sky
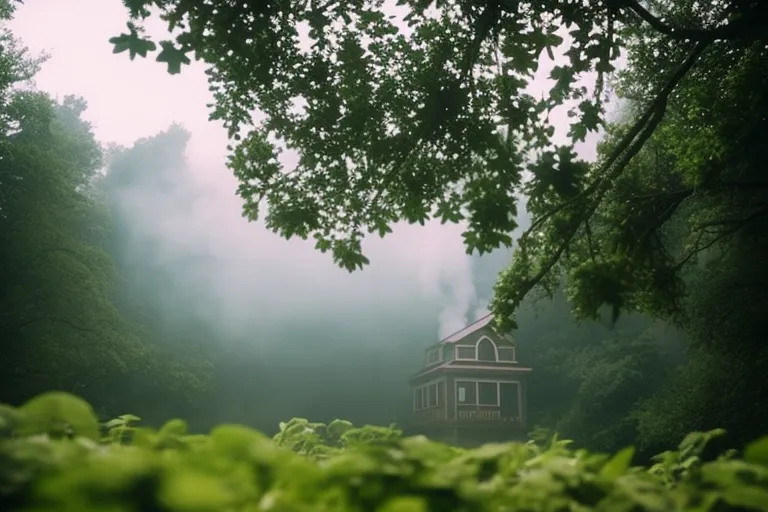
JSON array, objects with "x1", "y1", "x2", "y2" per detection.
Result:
[{"x1": 8, "y1": 0, "x2": 601, "y2": 342}]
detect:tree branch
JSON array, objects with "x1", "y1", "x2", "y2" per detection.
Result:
[
  {"x1": 635, "y1": 188, "x2": 696, "y2": 247},
  {"x1": 510, "y1": 40, "x2": 709, "y2": 305},
  {"x1": 7, "y1": 315, "x2": 101, "y2": 334},
  {"x1": 672, "y1": 205, "x2": 768, "y2": 270},
  {"x1": 522, "y1": 40, "x2": 707, "y2": 240},
  {"x1": 622, "y1": 0, "x2": 768, "y2": 42},
  {"x1": 523, "y1": 40, "x2": 708, "y2": 241}
]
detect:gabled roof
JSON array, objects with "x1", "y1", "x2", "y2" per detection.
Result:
[{"x1": 437, "y1": 313, "x2": 494, "y2": 344}]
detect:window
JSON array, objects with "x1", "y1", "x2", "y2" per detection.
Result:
[
  {"x1": 428, "y1": 385, "x2": 438, "y2": 407},
  {"x1": 454, "y1": 337, "x2": 501, "y2": 361},
  {"x1": 456, "y1": 381, "x2": 477, "y2": 404},
  {"x1": 414, "y1": 382, "x2": 440, "y2": 410},
  {"x1": 477, "y1": 338, "x2": 497, "y2": 361},
  {"x1": 456, "y1": 346, "x2": 475, "y2": 359},
  {"x1": 478, "y1": 382, "x2": 499, "y2": 405},
  {"x1": 500, "y1": 382, "x2": 520, "y2": 419},
  {"x1": 457, "y1": 380, "x2": 516, "y2": 409},
  {"x1": 498, "y1": 347, "x2": 516, "y2": 362},
  {"x1": 426, "y1": 349, "x2": 440, "y2": 365},
  {"x1": 414, "y1": 388, "x2": 422, "y2": 410}
]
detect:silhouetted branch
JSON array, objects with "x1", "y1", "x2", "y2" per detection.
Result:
[
  {"x1": 622, "y1": 0, "x2": 768, "y2": 42},
  {"x1": 673, "y1": 206, "x2": 768, "y2": 270},
  {"x1": 508, "y1": 40, "x2": 709, "y2": 306}
]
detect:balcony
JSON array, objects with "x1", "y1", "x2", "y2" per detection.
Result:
[{"x1": 412, "y1": 405, "x2": 523, "y2": 427}]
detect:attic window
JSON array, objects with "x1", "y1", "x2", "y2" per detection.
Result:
[
  {"x1": 477, "y1": 338, "x2": 497, "y2": 361},
  {"x1": 498, "y1": 347, "x2": 516, "y2": 362},
  {"x1": 456, "y1": 346, "x2": 475, "y2": 359},
  {"x1": 426, "y1": 349, "x2": 440, "y2": 364}
]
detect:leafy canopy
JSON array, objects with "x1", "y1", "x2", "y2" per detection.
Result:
[
  {"x1": 0, "y1": 5, "x2": 213, "y2": 408},
  {"x1": 111, "y1": 0, "x2": 768, "y2": 328},
  {"x1": 2, "y1": 391, "x2": 768, "y2": 511}
]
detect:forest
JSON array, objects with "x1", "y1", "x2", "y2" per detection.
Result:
[{"x1": 1, "y1": 0, "x2": 767, "y2": 510}]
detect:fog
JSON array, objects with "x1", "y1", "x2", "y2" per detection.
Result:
[
  {"x1": 12, "y1": 0, "x2": 503, "y2": 333},
  {"x1": 9, "y1": 0, "x2": 599, "y2": 431},
  {"x1": 98, "y1": 117, "x2": 519, "y2": 430}
]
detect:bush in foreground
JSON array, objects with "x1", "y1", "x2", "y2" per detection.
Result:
[{"x1": 1, "y1": 392, "x2": 768, "y2": 511}]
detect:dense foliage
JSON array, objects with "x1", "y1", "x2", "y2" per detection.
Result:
[
  {"x1": 2, "y1": 392, "x2": 768, "y2": 511},
  {"x1": 111, "y1": 0, "x2": 768, "y2": 329},
  {"x1": 512, "y1": 290, "x2": 682, "y2": 456},
  {"x1": 512, "y1": 279, "x2": 768, "y2": 457},
  {"x1": 0, "y1": 0, "x2": 209, "y2": 418},
  {"x1": 0, "y1": 4, "x2": 145, "y2": 401}
]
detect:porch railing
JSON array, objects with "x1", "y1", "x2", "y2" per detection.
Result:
[
  {"x1": 413, "y1": 405, "x2": 523, "y2": 424},
  {"x1": 456, "y1": 405, "x2": 521, "y2": 423},
  {"x1": 413, "y1": 407, "x2": 445, "y2": 423}
]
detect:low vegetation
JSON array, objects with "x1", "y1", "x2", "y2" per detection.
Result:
[{"x1": 1, "y1": 392, "x2": 767, "y2": 511}]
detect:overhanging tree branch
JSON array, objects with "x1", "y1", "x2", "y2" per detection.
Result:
[
  {"x1": 506, "y1": 40, "x2": 710, "y2": 309},
  {"x1": 524, "y1": 39, "x2": 708, "y2": 241},
  {"x1": 673, "y1": 205, "x2": 768, "y2": 270},
  {"x1": 634, "y1": 187, "x2": 696, "y2": 248},
  {"x1": 622, "y1": 0, "x2": 768, "y2": 42}
]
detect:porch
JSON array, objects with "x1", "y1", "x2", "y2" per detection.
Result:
[{"x1": 412, "y1": 404, "x2": 523, "y2": 427}]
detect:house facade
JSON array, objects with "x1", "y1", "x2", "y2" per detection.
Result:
[{"x1": 407, "y1": 314, "x2": 531, "y2": 447}]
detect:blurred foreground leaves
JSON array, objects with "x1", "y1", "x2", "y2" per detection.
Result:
[{"x1": 1, "y1": 391, "x2": 768, "y2": 511}]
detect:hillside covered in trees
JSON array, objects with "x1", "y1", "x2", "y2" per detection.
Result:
[{"x1": 1, "y1": 0, "x2": 767, "y2": 504}]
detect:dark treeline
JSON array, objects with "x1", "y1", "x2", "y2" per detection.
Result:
[{"x1": 2, "y1": 0, "x2": 767, "y2": 463}]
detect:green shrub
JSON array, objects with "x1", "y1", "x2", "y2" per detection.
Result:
[{"x1": 1, "y1": 392, "x2": 767, "y2": 511}]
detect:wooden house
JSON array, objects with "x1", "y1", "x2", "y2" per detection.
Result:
[{"x1": 407, "y1": 314, "x2": 531, "y2": 447}]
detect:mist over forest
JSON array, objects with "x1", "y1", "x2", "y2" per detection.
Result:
[
  {"x1": 2, "y1": 0, "x2": 767, "y2": 479},
  {"x1": 98, "y1": 123, "x2": 517, "y2": 430}
]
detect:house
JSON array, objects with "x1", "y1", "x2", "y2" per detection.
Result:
[{"x1": 407, "y1": 314, "x2": 532, "y2": 447}]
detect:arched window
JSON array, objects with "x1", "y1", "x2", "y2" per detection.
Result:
[{"x1": 477, "y1": 337, "x2": 497, "y2": 361}]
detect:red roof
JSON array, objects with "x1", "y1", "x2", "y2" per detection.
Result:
[{"x1": 438, "y1": 313, "x2": 494, "y2": 344}]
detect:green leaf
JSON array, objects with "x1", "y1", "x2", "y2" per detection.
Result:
[
  {"x1": 0, "y1": 404, "x2": 22, "y2": 437},
  {"x1": 108, "y1": 23, "x2": 156, "y2": 60},
  {"x1": 119, "y1": 413, "x2": 141, "y2": 424},
  {"x1": 159, "y1": 471, "x2": 233, "y2": 510},
  {"x1": 744, "y1": 436, "x2": 768, "y2": 468},
  {"x1": 159, "y1": 418, "x2": 188, "y2": 438},
  {"x1": 18, "y1": 391, "x2": 100, "y2": 440},
  {"x1": 327, "y1": 419, "x2": 354, "y2": 439},
  {"x1": 378, "y1": 496, "x2": 428, "y2": 512},
  {"x1": 600, "y1": 446, "x2": 635, "y2": 479},
  {"x1": 155, "y1": 41, "x2": 191, "y2": 74},
  {"x1": 104, "y1": 418, "x2": 126, "y2": 429},
  {"x1": 721, "y1": 485, "x2": 768, "y2": 511}
]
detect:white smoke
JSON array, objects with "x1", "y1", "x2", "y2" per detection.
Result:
[{"x1": 436, "y1": 260, "x2": 477, "y2": 339}]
